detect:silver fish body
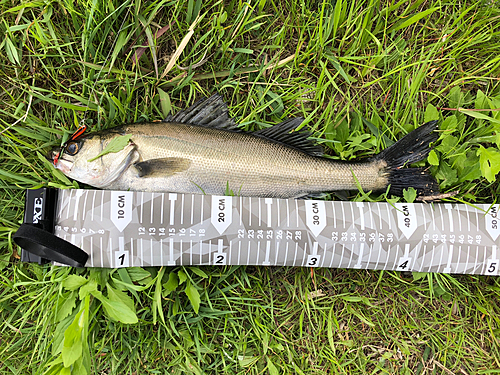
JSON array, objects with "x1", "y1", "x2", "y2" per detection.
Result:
[
  {"x1": 51, "y1": 96, "x2": 439, "y2": 198},
  {"x1": 103, "y1": 123, "x2": 388, "y2": 198}
]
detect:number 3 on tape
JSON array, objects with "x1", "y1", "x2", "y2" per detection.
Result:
[{"x1": 306, "y1": 254, "x2": 321, "y2": 267}]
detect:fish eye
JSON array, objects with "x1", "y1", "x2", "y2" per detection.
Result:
[{"x1": 66, "y1": 141, "x2": 81, "y2": 155}]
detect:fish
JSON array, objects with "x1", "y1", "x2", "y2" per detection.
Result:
[{"x1": 49, "y1": 95, "x2": 439, "y2": 199}]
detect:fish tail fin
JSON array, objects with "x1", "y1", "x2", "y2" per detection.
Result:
[{"x1": 373, "y1": 121, "x2": 440, "y2": 196}]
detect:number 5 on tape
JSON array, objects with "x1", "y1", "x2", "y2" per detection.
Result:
[{"x1": 486, "y1": 246, "x2": 499, "y2": 275}]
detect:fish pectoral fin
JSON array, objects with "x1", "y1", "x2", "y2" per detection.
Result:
[{"x1": 133, "y1": 157, "x2": 191, "y2": 177}]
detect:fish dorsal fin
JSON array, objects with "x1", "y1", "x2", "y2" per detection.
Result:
[
  {"x1": 163, "y1": 94, "x2": 240, "y2": 131},
  {"x1": 253, "y1": 118, "x2": 323, "y2": 156}
]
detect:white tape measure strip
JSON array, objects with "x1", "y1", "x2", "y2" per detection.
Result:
[{"x1": 53, "y1": 189, "x2": 500, "y2": 275}]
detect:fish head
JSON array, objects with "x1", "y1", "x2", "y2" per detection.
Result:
[{"x1": 50, "y1": 131, "x2": 138, "y2": 188}]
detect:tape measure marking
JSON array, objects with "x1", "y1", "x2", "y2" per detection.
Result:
[{"x1": 51, "y1": 189, "x2": 500, "y2": 274}]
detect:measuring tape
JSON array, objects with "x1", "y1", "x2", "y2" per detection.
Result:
[{"x1": 15, "y1": 188, "x2": 500, "y2": 275}]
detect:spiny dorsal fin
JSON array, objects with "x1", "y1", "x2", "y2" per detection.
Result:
[
  {"x1": 163, "y1": 94, "x2": 240, "y2": 131},
  {"x1": 134, "y1": 157, "x2": 191, "y2": 177},
  {"x1": 254, "y1": 118, "x2": 323, "y2": 156}
]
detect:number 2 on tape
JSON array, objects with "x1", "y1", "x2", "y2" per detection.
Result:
[{"x1": 213, "y1": 252, "x2": 227, "y2": 265}]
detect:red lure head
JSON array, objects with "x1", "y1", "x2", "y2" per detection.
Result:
[{"x1": 53, "y1": 125, "x2": 87, "y2": 165}]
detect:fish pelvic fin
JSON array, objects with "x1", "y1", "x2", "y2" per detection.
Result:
[
  {"x1": 134, "y1": 157, "x2": 192, "y2": 177},
  {"x1": 373, "y1": 121, "x2": 440, "y2": 196}
]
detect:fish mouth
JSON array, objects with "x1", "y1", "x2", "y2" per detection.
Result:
[
  {"x1": 48, "y1": 148, "x2": 73, "y2": 173},
  {"x1": 46, "y1": 149, "x2": 58, "y2": 163}
]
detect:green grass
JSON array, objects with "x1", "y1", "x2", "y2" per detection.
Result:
[{"x1": 1, "y1": 0, "x2": 500, "y2": 373}]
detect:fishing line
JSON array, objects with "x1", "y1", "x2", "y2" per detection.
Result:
[
  {"x1": 79, "y1": 2, "x2": 133, "y2": 127},
  {"x1": 53, "y1": 4, "x2": 134, "y2": 165}
]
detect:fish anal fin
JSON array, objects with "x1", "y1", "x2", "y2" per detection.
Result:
[
  {"x1": 134, "y1": 157, "x2": 191, "y2": 177},
  {"x1": 163, "y1": 94, "x2": 240, "y2": 131},
  {"x1": 254, "y1": 118, "x2": 323, "y2": 156}
]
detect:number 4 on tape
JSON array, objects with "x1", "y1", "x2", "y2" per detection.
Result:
[{"x1": 396, "y1": 244, "x2": 412, "y2": 271}]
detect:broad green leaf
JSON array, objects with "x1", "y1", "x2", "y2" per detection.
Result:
[
  {"x1": 458, "y1": 151, "x2": 482, "y2": 182},
  {"x1": 267, "y1": 358, "x2": 279, "y2": 375},
  {"x1": 56, "y1": 292, "x2": 77, "y2": 322},
  {"x1": 185, "y1": 281, "x2": 201, "y2": 313},
  {"x1": 424, "y1": 104, "x2": 439, "y2": 122},
  {"x1": 436, "y1": 135, "x2": 458, "y2": 155},
  {"x1": 389, "y1": 7, "x2": 440, "y2": 32},
  {"x1": 62, "y1": 309, "x2": 84, "y2": 367},
  {"x1": 126, "y1": 267, "x2": 151, "y2": 282},
  {"x1": 62, "y1": 275, "x2": 88, "y2": 291},
  {"x1": 448, "y1": 86, "x2": 463, "y2": 109},
  {"x1": 239, "y1": 356, "x2": 259, "y2": 367},
  {"x1": 79, "y1": 279, "x2": 98, "y2": 300},
  {"x1": 162, "y1": 271, "x2": 179, "y2": 297},
  {"x1": 72, "y1": 356, "x2": 89, "y2": 375},
  {"x1": 178, "y1": 269, "x2": 187, "y2": 285},
  {"x1": 441, "y1": 115, "x2": 457, "y2": 131},
  {"x1": 477, "y1": 146, "x2": 500, "y2": 183},
  {"x1": 489, "y1": 97, "x2": 500, "y2": 120},
  {"x1": 87, "y1": 134, "x2": 133, "y2": 162},
  {"x1": 189, "y1": 267, "x2": 208, "y2": 278},
  {"x1": 52, "y1": 314, "x2": 75, "y2": 356},
  {"x1": 435, "y1": 161, "x2": 458, "y2": 188},
  {"x1": 412, "y1": 272, "x2": 428, "y2": 281},
  {"x1": 336, "y1": 118, "x2": 349, "y2": 145},
  {"x1": 428, "y1": 150, "x2": 439, "y2": 166},
  {"x1": 106, "y1": 284, "x2": 135, "y2": 313},
  {"x1": 459, "y1": 164, "x2": 482, "y2": 183},
  {"x1": 92, "y1": 291, "x2": 138, "y2": 324},
  {"x1": 158, "y1": 88, "x2": 172, "y2": 118},
  {"x1": 475, "y1": 90, "x2": 488, "y2": 110},
  {"x1": 403, "y1": 187, "x2": 417, "y2": 203}
]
